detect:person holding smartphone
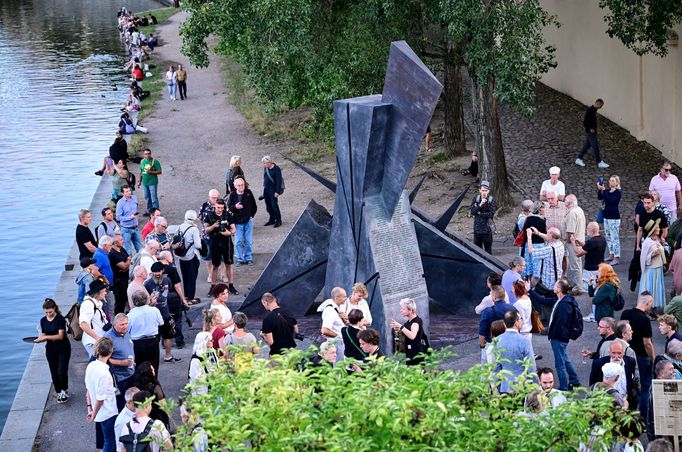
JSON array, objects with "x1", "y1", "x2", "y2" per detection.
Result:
[{"x1": 469, "y1": 180, "x2": 497, "y2": 254}]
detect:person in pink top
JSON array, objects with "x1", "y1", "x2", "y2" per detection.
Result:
[{"x1": 649, "y1": 161, "x2": 682, "y2": 222}]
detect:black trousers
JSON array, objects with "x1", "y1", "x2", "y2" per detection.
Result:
[
  {"x1": 179, "y1": 256, "x2": 199, "y2": 299},
  {"x1": 46, "y1": 345, "x2": 71, "y2": 392},
  {"x1": 133, "y1": 336, "x2": 159, "y2": 373},
  {"x1": 113, "y1": 280, "x2": 129, "y2": 314},
  {"x1": 178, "y1": 80, "x2": 187, "y2": 99},
  {"x1": 168, "y1": 296, "x2": 184, "y2": 347},
  {"x1": 473, "y1": 232, "x2": 492, "y2": 254},
  {"x1": 264, "y1": 190, "x2": 281, "y2": 223}
]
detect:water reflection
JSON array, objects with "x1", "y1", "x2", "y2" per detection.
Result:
[{"x1": 0, "y1": 0, "x2": 160, "y2": 430}]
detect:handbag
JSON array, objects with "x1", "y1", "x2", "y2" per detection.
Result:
[
  {"x1": 596, "y1": 206, "x2": 604, "y2": 224},
  {"x1": 530, "y1": 309, "x2": 545, "y2": 334},
  {"x1": 514, "y1": 228, "x2": 526, "y2": 247}
]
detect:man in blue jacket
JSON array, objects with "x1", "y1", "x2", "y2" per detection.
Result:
[
  {"x1": 261, "y1": 155, "x2": 283, "y2": 228},
  {"x1": 548, "y1": 279, "x2": 581, "y2": 390}
]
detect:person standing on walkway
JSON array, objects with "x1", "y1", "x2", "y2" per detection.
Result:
[
  {"x1": 176, "y1": 210, "x2": 202, "y2": 303},
  {"x1": 116, "y1": 185, "x2": 143, "y2": 254},
  {"x1": 260, "y1": 292, "x2": 298, "y2": 356},
  {"x1": 76, "y1": 209, "x2": 98, "y2": 260},
  {"x1": 494, "y1": 310, "x2": 536, "y2": 394},
  {"x1": 108, "y1": 233, "x2": 130, "y2": 315},
  {"x1": 204, "y1": 198, "x2": 238, "y2": 295},
  {"x1": 575, "y1": 98, "x2": 609, "y2": 169},
  {"x1": 649, "y1": 160, "x2": 682, "y2": 223},
  {"x1": 262, "y1": 155, "x2": 283, "y2": 228},
  {"x1": 85, "y1": 337, "x2": 119, "y2": 452},
  {"x1": 547, "y1": 279, "x2": 582, "y2": 391},
  {"x1": 176, "y1": 63, "x2": 187, "y2": 100},
  {"x1": 103, "y1": 314, "x2": 135, "y2": 412},
  {"x1": 469, "y1": 180, "x2": 496, "y2": 254},
  {"x1": 564, "y1": 195, "x2": 586, "y2": 294},
  {"x1": 228, "y1": 177, "x2": 257, "y2": 266},
  {"x1": 165, "y1": 65, "x2": 177, "y2": 101},
  {"x1": 80, "y1": 280, "x2": 109, "y2": 358},
  {"x1": 539, "y1": 166, "x2": 565, "y2": 202},
  {"x1": 138, "y1": 148, "x2": 162, "y2": 214},
  {"x1": 598, "y1": 175, "x2": 622, "y2": 265},
  {"x1": 225, "y1": 155, "x2": 245, "y2": 195},
  {"x1": 36, "y1": 298, "x2": 71, "y2": 404},
  {"x1": 639, "y1": 225, "x2": 666, "y2": 310},
  {"x1": 621, "y1": 292, "x2": 655, "y2": 421},
  {"x1": 636, "y1": 192, "x2": 669, "y2": 252}
]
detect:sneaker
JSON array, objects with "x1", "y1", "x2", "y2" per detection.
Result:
[
  {"x1": 235, "y1": 261, "x2": 242, "y2": 267},
  {"x1": 575, "y1": 158, "x2": 585, "y2": 167},
  {"x1": 247, "y1": 260, "x2": 254, "y2": 266},
  {"x1": 228, "y1": 284, "x2": 239, "y2": 295},
  {"x1": 597, "y1": 161, "x2": 610, "y2": 169},
  {"x1": 56, "y1": 391, "x2": 66, "y2": 403},
  {"x1": 61, "y1": 391, "x2": 69, "y2": 402},
  {"x1": 582, "y1": 314, "x2": 596, "y2": 323}
]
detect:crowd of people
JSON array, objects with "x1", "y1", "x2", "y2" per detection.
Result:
[{"x1": 469, "y1": 147, "x2": 682, "y2": 448}]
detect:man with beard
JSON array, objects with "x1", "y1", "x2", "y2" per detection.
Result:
[
  {"x1": 144, "y1": 262, "x2": 180, "y2": 363},
  {"x1": 108, "y1": 233, "x2": 130, "y2": 315}
]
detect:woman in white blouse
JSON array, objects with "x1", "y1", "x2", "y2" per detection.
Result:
[{"x1": 343, "y1": 282, "x2": 372, "y2": 327}]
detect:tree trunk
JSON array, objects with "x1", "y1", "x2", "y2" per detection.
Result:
[
  {"x1": 443, "y1": 39, "x2": 467, "y2": 158},
  {"x1": 470, "y1": 73, "x2": 513, "y2": 207}
]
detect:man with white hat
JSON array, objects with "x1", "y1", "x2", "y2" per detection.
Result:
[{"x1": 540, "y1": 166, "x2": 565, "y2": 202}]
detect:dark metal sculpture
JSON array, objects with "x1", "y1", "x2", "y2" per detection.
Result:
[{"x1": 239, "y1": 41, "x2": 505, "y2": 352}]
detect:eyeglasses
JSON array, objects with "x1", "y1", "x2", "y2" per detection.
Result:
[{"x1": 663, "y1": 168, "x2": 672, "y2": 172}]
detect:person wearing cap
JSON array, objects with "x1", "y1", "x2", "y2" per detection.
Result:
[
  {"x1": 79, "y1": 279, "x2": 110, "y2": 358},
  {"x1": 261, "y1": 155, "x2": 283, "y2": 228},
  {"x1": 176, "y1": 210, "x2": 202, "y2": 303},
  {"x1": 76, "y1": 257, "x2": 101, "y2": 304},
  {"x1": 589, "y1": 341, "x2": 638, "y2": 408},
  {"x1": 144, "y1": 261, "x2": 180, "y2": 363},
  {"x1": 540, "y1": 167, "x2": 565, "y2": 202},
  {"x1": 469, "y1": 180, "x2": 496, "y2": 254}
]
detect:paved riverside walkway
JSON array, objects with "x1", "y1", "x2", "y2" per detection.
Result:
[{"x1": 33, "y1": 12, "x2": 674, "y2": 452}]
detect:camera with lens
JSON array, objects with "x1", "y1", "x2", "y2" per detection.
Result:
[{"x1": 219, "y1": 220, "x2": 229, "y2": 232}]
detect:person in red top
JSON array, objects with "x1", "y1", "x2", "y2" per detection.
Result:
[{"x1": 141, "y1": 208, "x2": 161, "y2": 239}]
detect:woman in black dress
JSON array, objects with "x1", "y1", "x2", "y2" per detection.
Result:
[
  {"x1": 341, "y1": 309, "x2": 366, "y2": 361},
  {"x1": 36, "y1": 298, "x2": 71, "y2": 403},
  {"x1": 390, "y1": 298, "x2": 426, "y2": 366}
]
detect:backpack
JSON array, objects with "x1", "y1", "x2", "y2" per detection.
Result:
[
  {"x1": 172, "y1": 225, "x2": 196, "y2": 257},
  {"x1": 568, "y1": 302, "x2": 584, "y2": 340},
  {"x1": 65, "y1": 303, "x2": 83, "y2": 341},
  {"x1": 612, "y1": 287, "x2": 625, "y2": 311},
  {"x1": 119, "y1": 419, "x2": 154, "y2": 452},
  {"x1": 129, "y1": 251, "x2": 143, "y2": 280}
]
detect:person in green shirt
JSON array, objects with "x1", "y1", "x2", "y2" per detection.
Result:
[{"x1": 138, "y1": 148, "x2": 162, "y2": 213}]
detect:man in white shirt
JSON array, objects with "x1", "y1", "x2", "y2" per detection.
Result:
[
  {"x1": 138, "y1": 239, "x2": 159, "y2": 274},
  {"x1": 80, "y1": 279, "x2": 109, "y2": 358},
  {"x1": 317, "y1": 287, "x2": 348, "y2": 359},
  {"x1": 85, "y1": 337, "x2": 119, "y2": 452},
  {"x1": 540, "y1": 166, "x2": 566, "y2": 202},
  {"x1": 114, "y1": 387, "x2": 139, "y2": 451}
]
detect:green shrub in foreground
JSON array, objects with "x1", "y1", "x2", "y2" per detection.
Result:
[{"x1": 176, "y1": 349, "x2": 635, "y2": 451}]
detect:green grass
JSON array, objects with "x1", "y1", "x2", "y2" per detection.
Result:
[
  {"x1": 137, "y1": 7, "x2": 177, "y2": 36},
  {"x1": 426, "y1": 151, "x2": 450, "y2": 165}
]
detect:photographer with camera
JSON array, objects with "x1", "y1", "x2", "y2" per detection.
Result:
[
  {"x1": 203, "y1": 198, "x2": 238, "y2": 295},
  {"x1": 260, "y1": 292, "x2": 299, "y2": 356}
]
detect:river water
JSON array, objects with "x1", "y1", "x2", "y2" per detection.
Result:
[{"x1": 0, "y1": 0, "x2": 160, "y2": 430}]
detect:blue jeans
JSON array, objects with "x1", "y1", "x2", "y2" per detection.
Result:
[
  {"x1": 96, "y1": 414, "x2": 117, "y2": 452},
  {"x1": 550, "y1": 339, "x2": 580, "y2": 391},
  {"x1": 637, "y1": 356, "x2": 652, "y2": 420},
  {"x1": 235, "y1": 219, "x2": 254, "y2": 262},
  {"x1": 142, "y1": 183, "x2": 159, "y2": 212},
  {"x1": 121, "y1": 226, "x2": 142, "y2": 254},
  {"x1": 578, "y1": 131, "x2": 602, "y2": 163},
  {"x1": 168, "y1": 82, "x2": 176, "y2": 98}
]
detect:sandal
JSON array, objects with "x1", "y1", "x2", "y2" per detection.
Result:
[{"x1": 188, "y1": 298, "x2": 201, "y2": 305}]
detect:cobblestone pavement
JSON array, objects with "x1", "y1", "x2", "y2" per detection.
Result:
[{"x1": 497, "y1": 82, "x2": 681, "y2": 222}]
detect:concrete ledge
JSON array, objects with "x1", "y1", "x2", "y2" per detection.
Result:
[{"x1": 0, "y1": 175, "x2": 112, "y2": 450}]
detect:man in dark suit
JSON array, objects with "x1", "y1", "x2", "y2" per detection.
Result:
[{"x1": 589, "y1": 340, "x2": 639, "y2": 408}]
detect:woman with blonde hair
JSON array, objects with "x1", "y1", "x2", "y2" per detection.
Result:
[
  {"x1": 589, "y1": 263, "x2": 621, "y2": 322},
  {"x1": 225, "y1": 155, "x2": 246, "y2": 194},
  {"x1": 597, "y1": 175, "x2": 622, "y2": 265},
  {"x1": 203, "y1": 308, "x2": 226, "y2": 351},
  {"x1": 342, "y1": 282, "x2": 372, "y2": 326}
]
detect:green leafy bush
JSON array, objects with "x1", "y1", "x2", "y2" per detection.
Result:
[{"x1": 176, "y1": 349, "x2": 633, "y2": 451}]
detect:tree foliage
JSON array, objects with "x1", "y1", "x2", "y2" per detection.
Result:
[
  {"x1": 180, "y1": 0, "x2": 421, "y2": 137},
  {"x1": 599, "y1": 0, "x2": 682, "y2": 57},
  {"x1": 176, "y1": 348, "x2": 635, "y2": 451}
]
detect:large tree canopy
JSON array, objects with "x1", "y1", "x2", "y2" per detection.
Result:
[{"x1": 599, "y1": 0, "x2": 682, "y2": 57}]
